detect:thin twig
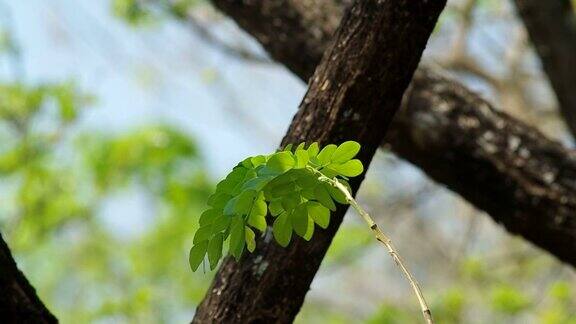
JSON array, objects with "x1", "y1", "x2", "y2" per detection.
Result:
[{"x1": 308, "y1": 167, "x2": 434, "y2": 324}]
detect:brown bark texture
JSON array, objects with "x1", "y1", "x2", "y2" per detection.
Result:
[
  {"x1": 514, "y1": 0, "x2": 576, "y2": 137},
  {"x1": 0, "y1": 233, "x2": 57, "y2": 323},
  {"x1": 207, "y1": 0, "x2": 576, "y2": 267},
  {"x1": 193, "y1": 0, "x2": 446, "y2": 323}
]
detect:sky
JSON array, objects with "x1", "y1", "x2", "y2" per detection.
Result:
[{"x1": 3, "y1": 0, "x2": 305, "y2": 178}]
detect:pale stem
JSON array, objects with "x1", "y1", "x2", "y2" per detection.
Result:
[{"x1": 309, "y1": 167, "x2": 434, "y2": 324}]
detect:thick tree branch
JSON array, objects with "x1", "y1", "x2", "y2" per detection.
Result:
[
  {"x1": 391, "y1": 67, "x2": 576, "y2": 266},
  {"x1": 206, "y1": 0, "x2": 576, "y2": 266},
  {"x1": 193, "y1": 0, "x2": 446, "y2": 322},
  {"x1": 0, "y1": 233, "x2": 57, "y2": 323},
  {"x1": 513, "y1": 0, "x2": 576, "y2": 137}
]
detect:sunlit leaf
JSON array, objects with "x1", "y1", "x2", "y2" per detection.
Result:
[
  {"x1": 273, "y1": 212, "x2": 292, "y2": 247},
  {"x1": 245, "y1": 227, "x2": 256, "y2": 252},
  {"x1": 332, "y1": 141, "x2": 361, "y2": 163}
]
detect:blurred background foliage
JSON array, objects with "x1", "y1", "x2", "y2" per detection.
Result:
[{"x1": 0, "y1": 0, "x2": 575, "y2": 323}]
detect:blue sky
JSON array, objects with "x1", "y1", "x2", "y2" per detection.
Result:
[{"x1": 4, "y1": 0, "x2": 305, "y2": 178}]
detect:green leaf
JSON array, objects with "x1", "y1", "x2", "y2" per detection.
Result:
[
  {"x1": 199, "y1": 208, "x2": 220, "y2": 226},
  {"x1": 314, "y1": 185, "x2": 336, "y2": 211},
  {"x1": 248, "y1": 195, "x2": 267, "y2": 232},
  {"x1": 216, "y1": 167, "x2": 247, "y2": 194},
  {"x1": 242, "y1": 175, "x2": 273, "y2": 191},
  {"x1": 191, "y1": 141, "x2": 366, "y2": 263},
  {"x1": 257, "y1": 165, "x2": 282, "y2": 177},
  {"x1": 208, "y1": 192, "x2": 232, "y2": 209},
  {"x1": 281, "y1": 193, "x2": 302, "y2": 211},
  {"x1": 223, "y1": 196, "x2": 239, "y2": 216},
  {"x1": 332, "y1": 141, "x2": 361, "y2": 163},
  {"x1": 294, "y1": 169, "x2": 317, "y2": 188},
  {"x1": 269, "y1": 200, "x2": 284, "y2": 216},
  {"x1": 319, "y1": 167, "x2": 338, "y2": 179},
  {"x1": 316, "y1": 144, "x2": 337, "y2": 165},
  {"x1": 245, "y1": 227, "x2": 256, "y2": 252},
  {"x1": 267, "y1": 151, "x2": 295, "y2": 173},
  {"x1": 269, "y1": 181, "x2": 297, "y2": 198},
  {"x1": 193, "y1": 225, "x2": 212, "y2": 244},
  {"x1": 273, "y1": 212, "x2": 292, "y2": 247},
  {"x1": 223, "y1": 190, "x2": 256, "y2": 216},
  {"x1": 211, "y1": 215, "x2": 231, "y2": 233},
  {"x1": 235, "y1": 190, "x2": 256, "y2": 214},
  {"x1": 241, "y1": 157, "x2": 254, "y2": 168},
  {"x1": 250, "y1": 155, "x2": 267, "y2": 167},
  {"x1": 283, "y1": 143, "x2": 293, "y2": 152},
  {"x1": 324, "y1": 182, "x2": 348, "y2": 204},
  {"x1": 330, "y1": 159, "x2": 364, "y2": 177},
  {"x1": 301, "y1": 187, "x2": 315, "y2": 200},
  {"x1": 231, "y1": 169, "x2": 257, "y2": 193},
  {"x1": 307, "y1": 202, "x2": 330, "y2": 229},
  {"x1": 189, "y1": 241, "x2": 208, "y2": 271},
  {"x1": 307, "y1": 142, "x2": 319, "y2": 158},
  {"x1": 291, "y1": 204, "x2": 309, "y2": 237},
  {"x1": 295, "y1": 149, "x2": 309, "y2": 169},
  {"x1": 229, "y1": 217, "x2": 245, "y2": 260},
  {"x1": 303, "y1": 216, "x2": 315, "y2": 241},
  {"x1": 207, "y1": 233, "x2": 224, "y2": 270}
]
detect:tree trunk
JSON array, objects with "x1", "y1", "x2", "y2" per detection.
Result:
[
  {"x1": 192, "y1": 0, "x2": 446, "y2": 322},
  {"x1": 513, "y1": 0, "x2": 576, "y2": 138},
  {"x1": 207, "y1": 0, "x2": 576, "y2": 267},
  {"x1": 0, "y1": 233, "x2": 57, "y2": 323}
]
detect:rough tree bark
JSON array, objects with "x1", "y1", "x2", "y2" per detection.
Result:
[
  {"x1": 207, "y1": 0, "x2": 576, "y2": 267},
  {"x1": 391, "y1": 68, "x2": 576, "y2": 266},
  {"x1": 193, "y1": 0, "x2": 446, "y2": 323},
  {"x1": 0, "y1": 233, "x2": 57, "y2": 323},
  {"x1": 513, "y1": 0, "x2": 576, "y2": 137}
]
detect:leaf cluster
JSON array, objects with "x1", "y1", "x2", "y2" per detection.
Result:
[{"x1": 189, "y1": 141, "x2": 364, "y2": 271}]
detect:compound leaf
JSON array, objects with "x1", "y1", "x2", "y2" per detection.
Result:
[{"x1": 191, "y1": 141, "x2": 364, "y2": 271}]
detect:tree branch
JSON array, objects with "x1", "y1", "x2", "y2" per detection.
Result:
[
  {"x1": 193, "y1": 0, "x2": 446, "y2": 322},
  {"x1": 205, "y1": 0, "x2": 576, "y2": 266},
  {"x1": 0, "y1": 233, "x2": 57, "y2": 323},
  {"x1": 513, "y1": 0, "x2": 576, "y2": 137}
]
